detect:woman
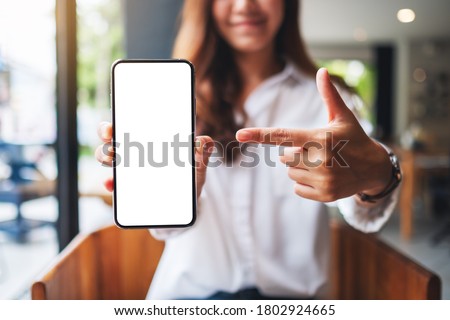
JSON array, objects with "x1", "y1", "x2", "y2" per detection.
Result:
[{"x1": 97, "y1": 0, "x2": 400, "y2": 299}]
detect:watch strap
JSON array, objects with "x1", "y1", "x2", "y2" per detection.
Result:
[{"x1": 357, "y1": 150, "x2": 402, "y2": 203}]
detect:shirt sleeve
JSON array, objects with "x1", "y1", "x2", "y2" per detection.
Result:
[
  {"x1": 149, "y1": 227, "x2": 184, "y2": 241},
  {"x1": 334, "y1": 187, "x2": 400, "y2": 233},
  {"x1": 149, "y1": 190, "x2": 207, "y2": 240}
]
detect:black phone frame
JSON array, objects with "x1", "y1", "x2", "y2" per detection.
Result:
[{"x1": 111, "y1": 59, "x2": 197, "y2": 229}]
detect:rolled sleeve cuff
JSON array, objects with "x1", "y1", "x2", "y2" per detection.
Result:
[{"x1": 336, "y1": 186, "x2": 400, "y2": 233}]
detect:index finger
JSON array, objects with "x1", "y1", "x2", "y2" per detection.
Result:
[{"x1": 235, "y1": 127, "x2": 317, "y2": 147}]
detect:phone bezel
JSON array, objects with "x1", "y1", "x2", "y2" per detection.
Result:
[{"x1": 111, "y1": 59, "x2": 197, "y2": 229}]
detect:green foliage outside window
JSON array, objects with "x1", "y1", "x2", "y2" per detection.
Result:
[
  {"x1": 77, "y1": 0, "x2": 124, "y2": 109},
  {"x1": 318, "y1": 59, "x2": 376, "y2": 126},
  {"x1": 77, "y1": 0, "x2": 124, "y2": 158}
]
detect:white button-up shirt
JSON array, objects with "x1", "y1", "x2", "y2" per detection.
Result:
[{"x1": 147, "y1": 61, "x2": 398, "y2": 299}]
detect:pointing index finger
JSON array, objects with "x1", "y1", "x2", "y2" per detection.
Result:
[{"x1": 236, "y1": 127, "x2": 316, "y2": 147}]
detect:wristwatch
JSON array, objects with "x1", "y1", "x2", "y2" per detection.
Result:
[{"x1": 357, "y1": 151, "x2": 402, "y2": 203}]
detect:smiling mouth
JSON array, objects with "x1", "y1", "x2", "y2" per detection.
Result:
[{"x1": 232, "y1": 19, "x2": 266, "y2": 28}]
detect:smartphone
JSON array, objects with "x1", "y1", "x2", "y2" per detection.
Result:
[{"x1": 111, "y1": 59, "x2": 196, "y2": 228}]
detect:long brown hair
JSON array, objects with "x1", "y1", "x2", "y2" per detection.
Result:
[{"x1": 172, "y1": 0, "x2": 318, "y2": 161}]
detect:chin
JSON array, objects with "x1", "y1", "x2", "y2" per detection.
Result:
[{"x1": 232, "y1": 39, "x2": 272, "y2": 54}]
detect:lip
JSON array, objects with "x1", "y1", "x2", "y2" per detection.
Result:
[{"x1": 231, "y1": 19, "x2": 266, "y2": 28}]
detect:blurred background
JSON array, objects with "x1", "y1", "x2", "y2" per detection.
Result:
[{"x1": 0, "y1": 0, "x2": 449, "y2": 299}]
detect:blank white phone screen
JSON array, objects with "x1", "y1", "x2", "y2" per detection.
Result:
[{"x1": 112, "y1": 60, "x2": 195, "y2": 228}]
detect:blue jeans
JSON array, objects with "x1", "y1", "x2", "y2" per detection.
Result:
[{"x1": 206, "y1": 287, "x2": 313, "y2": 300}]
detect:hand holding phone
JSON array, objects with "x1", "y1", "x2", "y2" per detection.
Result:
[{"x1": 96, "y1": 123, "x2": 213, "y2": 196}]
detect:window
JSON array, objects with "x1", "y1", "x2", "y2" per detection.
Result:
[
  {"x1": 0, "y1": 0, "x2": 58, "y2": 299},
  {"x1": 318, "y1": 59, "x2": 376, "y2": 126},
  {"x1": 76, "y1": 0, "x2": 123, "y2": 231}
]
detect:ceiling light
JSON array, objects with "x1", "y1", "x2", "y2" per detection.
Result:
[
  {"x1": 353, "y1": 28, "x2": 367, "y2": 42},
  {"x1": 413, "y1": 68, "x2": 427, "y2": 83},
  {"x1": 397, "y1": 8, "x2": 415, "y2": 23}
]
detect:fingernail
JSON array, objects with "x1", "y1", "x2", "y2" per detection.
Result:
[
  {"x1": 207, "y1": 146, "x2": 215, "y2": 153},
  {"x1": 320, "y1": 68, "x2": 329, "y2": 80},
  {"x1": 236, "y1": 130, "x2": 252, "y2": 141}
]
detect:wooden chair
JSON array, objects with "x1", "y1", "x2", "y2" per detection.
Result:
[
  {"x1": 32, "y1": 225, "x2": 164, "y2": 299},
  {"x1": 329, "y1": 219, "x2": 441, "y2": 299},
  {"x1": 32, "y1": 220, "x2": 441, "y2": 299}
]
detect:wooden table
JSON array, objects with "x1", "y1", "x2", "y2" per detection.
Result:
[{"x1": 0, "y1": 141, "x2": 55, "y2": 242}]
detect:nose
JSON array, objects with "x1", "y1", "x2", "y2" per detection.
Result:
[{"x1": 233, "y1": 0, "x2": 258, "y2": 13}]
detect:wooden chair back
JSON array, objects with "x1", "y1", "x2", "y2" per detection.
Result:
[
  {"x1": 32, "y1": 225, "x2": 164, "y2": 299},
  {"x1": 32, "y1": 220, "x2": 441, "y2": 299},
  {"x1": 329, "y1": 219, "x2": 441, "y2": 299}
]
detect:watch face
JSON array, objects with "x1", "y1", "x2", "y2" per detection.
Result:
[{"x1": 389, "y1": 153, "x2": 402, "y2": 182}]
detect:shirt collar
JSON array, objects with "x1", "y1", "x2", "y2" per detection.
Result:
[
  {"x1": 243, "y1": 59, "x2": 306, "y2": 118},
  {"x1": 259, "y1": 59, "x2": 304, "y2": 89}
]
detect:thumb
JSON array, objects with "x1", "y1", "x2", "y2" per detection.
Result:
[{"x1": 316, "y1": 68, "x2": 351, "y2": 123}]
